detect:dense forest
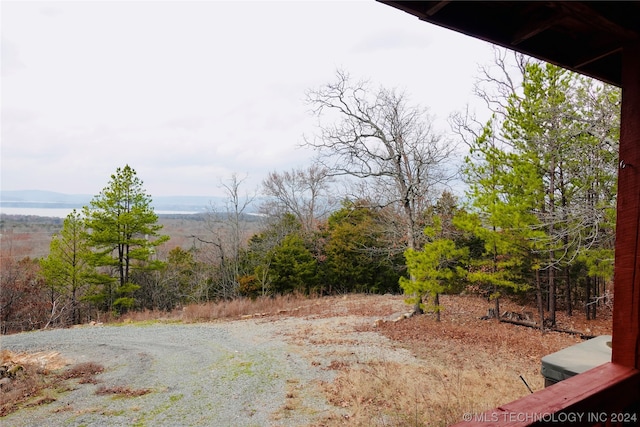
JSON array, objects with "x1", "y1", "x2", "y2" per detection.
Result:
[{"x1": 1, "y1": 58, "x2": 619, "y2": 334}]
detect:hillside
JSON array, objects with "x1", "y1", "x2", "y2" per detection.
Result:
[
  {"x1": 0, "y1": 213, "x2": 262, "y2": 259},
  {"x1": 1, "y1": 294, "x2": 612, "y2": 425}
]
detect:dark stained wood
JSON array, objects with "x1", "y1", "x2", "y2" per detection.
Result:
[
  {"x1": 379, "y1": 1, "x2": 640, "y2": 87},
  {"x1": 557, "y1": 2, "x2": 638, "y2": 40},
  {"x1": 424, "y1": 0, "x2": 448, "y2": 17},
  {"x1": 612, "y1": 40, "x2": 640, "y2": 369},
  {"x1": 451, "y1": 363, "x2": 640, "y2": 426},
  {"x1": 510, "y1": 14, "x2": 564, "y2": 46}
]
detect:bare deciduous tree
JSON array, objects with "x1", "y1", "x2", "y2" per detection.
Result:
[
  {"x1": 261, "y1": 165, "x2": 336, "y2": 234},
  {"x1": 196, "y1": 174, "x2": 256, "y2": 300},
  {"x1": 305, "y1": 70, "x2": 457, "y2": 314},
  {"x1": 304, "y1": 70, "x2": 457, "y2": 253}
]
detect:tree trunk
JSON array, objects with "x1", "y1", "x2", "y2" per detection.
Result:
[
  {"x1": 548, "y1": 154, "x2": 557, "y2": 327},
  {"x1": 592, "y1": 277, "x2": 599, "y2": 320},
  {"x1": 412, "y1": 293, "x2": 424, "y2": 315},
  {"x1": 536, "y1": 269, "x2": 545, "y2": 332},
  {"x1": 559, "y1": 165, "x2": 572, "y2": 318},
  {"x1": 404, "y1": 197, "x2": 424, "y2": 315},
  {"x1": 72, "y1": 287, "x2": 78, "y2": 325},
  {"x1": 586, "y1": 276, "x2": 592, "y2": 320},
  {"x1": 549, "y1": 267, "x2": 556, "y2": 326},
  {"x1": 492, "y1": 234, "x2": 500, "y2": 319},
  {"x1": 565, "y1": 265, "x2": 572, "y2": 316}
]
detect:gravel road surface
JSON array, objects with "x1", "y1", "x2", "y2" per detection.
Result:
[{"x1": 1, "y1": 312, "x2": 416, "y2": 427}]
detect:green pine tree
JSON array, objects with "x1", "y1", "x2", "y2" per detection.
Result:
[
  {"x1": 400, "y1": 219, "x2": 468, "y2": 321},
  {"x1": 40, "y1": 209, "x2": 95, "y2": 325},
  {"x1": 83, "y1": 165, "x2": 169, "y2": 312},
  {"x1": 459, "y1": 121, "x2": 540, "y2": 317}
]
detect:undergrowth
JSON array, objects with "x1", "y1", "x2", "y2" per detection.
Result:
[
  {"x1": 117, "y1": 293, "x2": 328, "y2": 324},
  {"x1": 319, "y1": 360, "x2": 514, "y2": 426},
  {"x1": 0, "y1": 350, "x2": 106, "y2": 417},
  {"x1": 4, "y1": 294, "x2": 609, "y2": 425}
]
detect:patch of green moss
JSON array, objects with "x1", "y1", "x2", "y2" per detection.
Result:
[{"x1": 131, "y1": 393, "x2": 185, "y2": 427}]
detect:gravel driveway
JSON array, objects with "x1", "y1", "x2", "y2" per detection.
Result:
[{"x1": 1, "y1": 311, "x2": 416, "y2": 426}]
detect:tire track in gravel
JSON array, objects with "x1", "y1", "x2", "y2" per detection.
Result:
[
  {"x1": 1, "y1": 312, "x2": 418, "y2": 427},
  {"x1": 1, "y1": 321, "x2": 332, "y2": 426}
]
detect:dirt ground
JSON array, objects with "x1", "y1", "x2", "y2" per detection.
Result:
[
  {"x1": 1, "y1": 294, "x2": 612, "y2": 426},
  {"x1": 285, "y1": 293, "x2": 611, "y2": 363},
  {"x1": 279, "y1": 293, "x2": 613, "y2": 425}
]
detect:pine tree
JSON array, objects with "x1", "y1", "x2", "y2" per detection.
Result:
[
  {"x1": 40, "y1": 209, "x2": 94, "y2": 325},
  {"x1": 459, "y1": 120, "x2": 540, "y2": 318},
  {"x1": 400, "y1": 219, "x2": 468, "y2": 321},
  {"x1": 457, "y1": 52, "x2": 620, "y2": 324},
  {"x1": 83, "y1": 165, "x2": 168, "y2": 312}
]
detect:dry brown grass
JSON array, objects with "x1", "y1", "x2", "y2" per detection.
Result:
[
  {"x1": 0, "y1": 351, "x2": 105, "y2": 417},
  {"x1": 114, "y1": 293, "x2": 329, "y2": 324},
  {"x1": 113, "y1": 293, "x2": 404, "y2": 325},
  {"x1": 312, "y1": 294, "x2": 611, "y2": 426},
  {"x1": 4, "y1": 294, "x2": 611, "y2": 425},
  {"x1": 116, "y1": 292, "x2": 402, "y2": 326},
  {"x1": 56, "y1": 362, "x2": 104, "y2": 384},
  {"x1": 95, "y1": 385, "x2": 151, "y2": 397},
  {"x1": 318, "y1": 354, "x2": 535, "y2": 426},
  {"x1": 179, "y1": 293, "x2": 328, "y2": 322}
]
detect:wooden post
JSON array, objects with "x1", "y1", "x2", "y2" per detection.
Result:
[{"x1": 611, "y1": 40, "x2": 640, "y2": 369}]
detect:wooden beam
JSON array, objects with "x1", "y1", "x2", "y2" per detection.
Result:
[
  {"x1": 424, "y1": 1, "x2": 449, "y2": 17},
  {"x1": 612, "y1": 40, "x2": 640, "y2": 369},
  {"x1": 557, "y1": 2, "x2": 639, "y2": 41},
  {"x1": 510, "y1": 10, "x2": 565, "y2": 46},
  {"x1": 572, "y1": 46, "x2": 622, "y2": 70},
  {"x1": 450, "y1": 363, "x2": 640, "y2": 426}
]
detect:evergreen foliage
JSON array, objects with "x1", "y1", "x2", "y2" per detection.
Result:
[
  {"x1": 400, "y1": 218, "x2": 468, "y2": 321},
  {"x1": 268, "y1": 233, "x2": 317, "y2": 294},
  {"x1": 322, "y1": 201, "x2": 402, "y2": 294},
  {"x1": 82, "y1": 165, "x2": 169, "y2": 312},
  {"x1": 40, "y1": 209, "x2": 95, "y2": 325},
  {"x1": 459, "y1": 60, "x2": 619, "y2": 323},
  {"x1": 19, "y1": 63, "x2": 619, "y2": 326}
]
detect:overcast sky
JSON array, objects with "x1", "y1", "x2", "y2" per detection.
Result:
[{"x1": 2, "y1": 0, "x2": 495, "y2": 198}]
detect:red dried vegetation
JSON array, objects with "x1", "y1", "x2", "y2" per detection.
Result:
[
  {"x1": 375, "y1": 294, "x2": 611, "y2": 363},
  {"x1": 309, "y1": 294, "x2": 612, "y2": 426},
  {"x1": 0, "y1": 351, "x2": 105, "y2": 417},
  {"x1": 56, "y1": 362, "x2": 104, "y2": 384},
  {"x1": 95, "y1": 385, "x2": 151, "y2": 397}
]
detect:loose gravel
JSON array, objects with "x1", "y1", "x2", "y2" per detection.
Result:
[{"x1": 1, "y1": 314, "x2": 417, "y2": 427}]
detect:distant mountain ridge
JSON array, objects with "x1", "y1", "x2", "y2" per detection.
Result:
[
  {"x1": 0, "y1": 190, "x2": 91, "y2": 204},
  {"x1": 0, "y1": 190, "x2": 241, "y2": 213}
]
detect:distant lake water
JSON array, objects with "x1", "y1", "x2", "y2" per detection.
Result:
[{"x1": 0, "y1": 207, "x2": 201, "y2": 218}]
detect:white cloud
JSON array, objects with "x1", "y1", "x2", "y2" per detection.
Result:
[{"x1": 1, "y1": 0, "x2": 494, "y2": 198}]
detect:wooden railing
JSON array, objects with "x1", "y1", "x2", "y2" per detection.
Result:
[{"x1": 451, "y1": 363, "x2": 640, "y2": 426}]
